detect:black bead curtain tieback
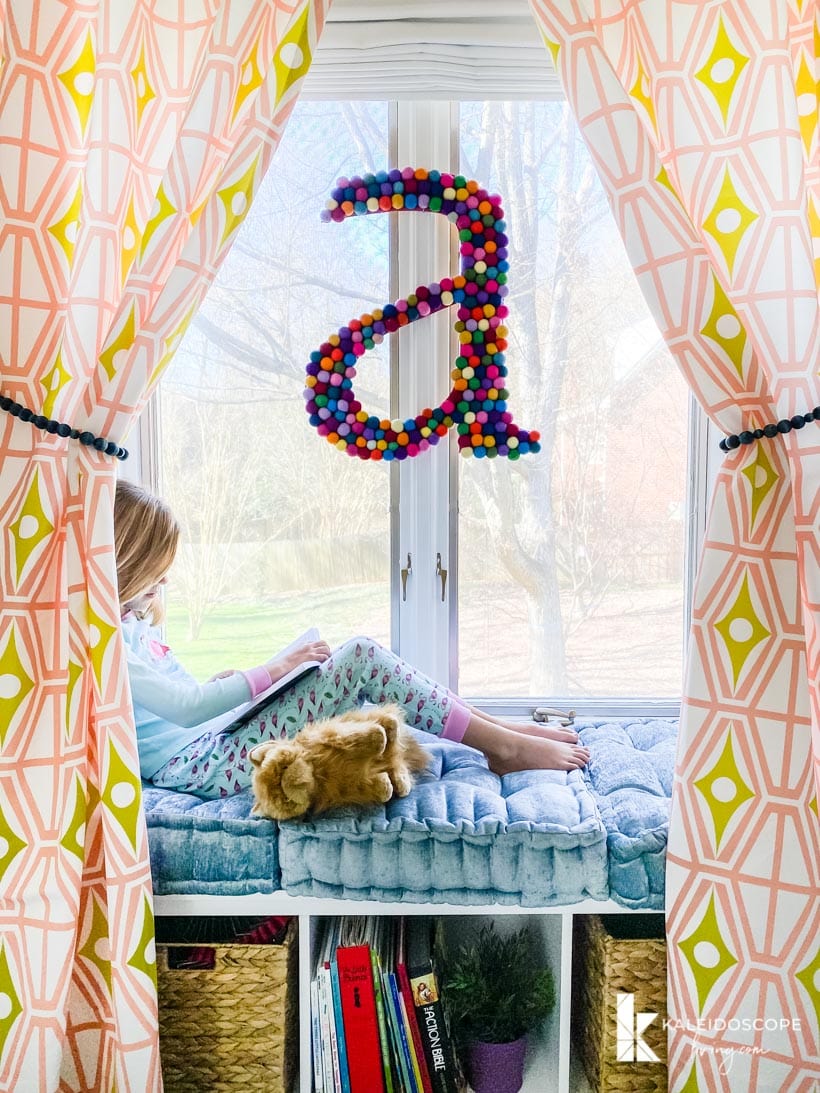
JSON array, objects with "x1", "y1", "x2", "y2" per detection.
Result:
[
  {"x1": 0, "y1": 395, "x2": 128, "y2": 460},
  {"x1": 720, "y1": 407, "x2": 820, "y2": 452}
]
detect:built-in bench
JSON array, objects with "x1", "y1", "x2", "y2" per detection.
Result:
[{"x1": 143, "y1": 717, "x2": 676, "y2": 910}]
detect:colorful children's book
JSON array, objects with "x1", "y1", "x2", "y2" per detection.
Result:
[
  {"x1": 336, "y1": 942, "x2": 386, "y2": 1093},
  {"x1": 386, "y1": 970, "x2": 420, "y2": 1093},
  {"x1": 317, "y1": 964, "x2": 338, "y2": 1093},
  {"x1": 323, "y1": 963, "x2": 343, "y2": 1093},
  {"x1": 370, "y1": 946, "x2": 396, "y2": 1093},
  {"x1": 397, "y1": 918, "x2": 434, "y2": 1093},
  {"x1": 405, "y1": 918, "x2": 461, "y2": 1093},
  {"x1": 370, "y1": 917, "x2": 405, "y2": 1091},
  {"x1": 330, "y1": 956, "x2": 352, "y2": 1093},
  {"x1": 398, "y1": 986, "x2": 427, "y2": 1093},
  {"x1": 310, "y1": 978, "x2": 325, "y2": 1093},
  {"x1": 313, "y1": 927, "x2": 335, "y2": 1093}
]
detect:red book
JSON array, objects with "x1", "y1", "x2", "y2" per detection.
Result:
[
  {"x1": 336, "y1": 943, "x2": 386, "y2": 1093},
  {"x1": 397, "y1": 919, "x2": 434, "y2": 1093}
]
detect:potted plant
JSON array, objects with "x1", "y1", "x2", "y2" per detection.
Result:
[{"x1": 443, "y1": 923, "x2": 555, "y2": 1093}]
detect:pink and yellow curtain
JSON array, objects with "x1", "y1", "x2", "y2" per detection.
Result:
[
  {"x1": 0, "y1": 1, "x2": 327, "y2": 1087},
  {"x1": 529, "y1": 0, "x2": 819, "y2": 1089}
]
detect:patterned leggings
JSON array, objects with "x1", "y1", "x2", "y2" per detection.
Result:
[{"x1": 150, "y1": 636, "x2": 469, "y2": 798}]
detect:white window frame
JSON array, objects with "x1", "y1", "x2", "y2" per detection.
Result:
[{"x1": 137, "y1": 9, "x2": 718, "y2": 717}]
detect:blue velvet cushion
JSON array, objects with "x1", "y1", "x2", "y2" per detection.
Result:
[
  {"x1": 141, "y1": 784, "x2": 280, "y2": 896},
  {"x1": 578, "y1": 717, "x2": 678, "y2": 910},
  {"x1": 141, "y1": 719, "x2": 678, "y2": 907},
  {"x1": 277, "y1": 734, "x2": 609, "y2": 906}
]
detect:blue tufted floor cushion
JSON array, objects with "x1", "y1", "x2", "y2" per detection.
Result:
[
  {"x1": 141, "y1": 719, "x2": 678, "y2": 907},
  {"x1": 277, "y1": 733, "x2": 609, "y2": 906},
  {"x1": 578, "y1": 717, "x2": 678, "y2": 910},
  {"x1": 141, "y1": 784, "x2": 280, "y2": 896}
]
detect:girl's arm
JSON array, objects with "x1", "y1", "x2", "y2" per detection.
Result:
[
  {"x1": 125, "y1": 647, "x2": 265, "y2": 728},
  {"x1": 121, "y1": 617, "x2": 329, "y2": 729}
]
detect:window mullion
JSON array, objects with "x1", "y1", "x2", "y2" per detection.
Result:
[{"x1": 394, "y1": 101, "x2": 455, "y2": 683}]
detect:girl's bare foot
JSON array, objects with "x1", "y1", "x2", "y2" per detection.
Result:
[
  {"x1": 466, "y1": 704, "x2": 579, "y2": 743},
  {"x1": 506, "y1": 721, "x2": 579, "y2": 744},
  {"x1": 487, "y1": 734, "x2": 590, "y2": 776}
]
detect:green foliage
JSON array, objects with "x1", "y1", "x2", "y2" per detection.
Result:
[{"x1": 443, "y1": 924, "x2": 555, "y2": 1045}]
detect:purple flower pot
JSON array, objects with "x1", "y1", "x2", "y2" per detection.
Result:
[{"x1": 467, "y1": 1035, "x2": 527, "y2": 1093}]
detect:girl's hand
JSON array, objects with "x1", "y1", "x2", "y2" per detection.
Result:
[
  {"x1": 264, "y1": 639, "x2": 331, "y2": 684},
  {"x1": 208, "y1": 669, "x2": 237, "y2": 682}
]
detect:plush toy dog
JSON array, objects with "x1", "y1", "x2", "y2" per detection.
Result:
[{"x1": 249, "y1": 704, "x2": 430, "y2": 820}]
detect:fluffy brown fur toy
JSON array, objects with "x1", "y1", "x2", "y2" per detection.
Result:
[{"x1": 249, "y1": 704, "x2": 430, "y2": 820}]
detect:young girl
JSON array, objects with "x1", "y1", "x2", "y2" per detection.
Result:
[{"x1": 115, "y1": 480, "x2": 589, "y2": 799}]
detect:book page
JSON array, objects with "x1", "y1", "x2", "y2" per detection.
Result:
[{"x1": 206, "y1": 627, "x2": 322, "y2": 735}]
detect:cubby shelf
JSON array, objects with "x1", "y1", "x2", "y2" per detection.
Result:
[{"x1": 154, "y1": 894, "x2": 658, "y2": 1093}]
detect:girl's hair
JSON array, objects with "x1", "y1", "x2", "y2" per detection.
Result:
[{"x1": 114, "y1": 480, "x2": 180, "y2": 623}]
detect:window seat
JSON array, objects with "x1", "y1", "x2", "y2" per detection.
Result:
[{"x1": 142, "y1": 717, "x2": 677, "y2": 910}]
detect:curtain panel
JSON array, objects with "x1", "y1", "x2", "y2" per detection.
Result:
[
  {"x1": 528, "y1": 1, "x2": 819, "y2": 1090},
  {"x1": 0, "y1": 1, "x2": 328, "y2": 1088}
]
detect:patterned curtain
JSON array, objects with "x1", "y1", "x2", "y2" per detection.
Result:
[
  {"x1": 528, "y1": 2, "x2": 819, "y2": 1090},
  {"x1": 0, "y1": 1, "x2": 328, "y2": 1087}
]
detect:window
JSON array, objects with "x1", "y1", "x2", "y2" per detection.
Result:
[{"x1": 143, "y1": 52, "x2": 702, "y2": 714}]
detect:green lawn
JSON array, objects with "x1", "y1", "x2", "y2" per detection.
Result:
[
  {"x1": 164, "y1": 580, "x2": 683, "y2": 697},
  {"x1": 165, "y1": 584, "x2": 389, "y2": 679}
]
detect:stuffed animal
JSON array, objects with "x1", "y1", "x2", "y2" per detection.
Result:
[{"x1": 249, "y1": 703, "x2": 430, "y2": 820}]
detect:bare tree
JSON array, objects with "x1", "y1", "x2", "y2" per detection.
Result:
[
  {"x1": 159, "y1": 104, "x2": 393, "y2": 634},
  {"x1": 460, "y1": 101, "x2": 611, "y2": 691},
  {"x1": 160, "y1": 99, "x2": 673, "y2": 689}
]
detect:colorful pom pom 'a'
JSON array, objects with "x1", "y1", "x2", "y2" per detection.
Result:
[{"x1": 306, "y1": 169, "x2": 541, "y2": 462}]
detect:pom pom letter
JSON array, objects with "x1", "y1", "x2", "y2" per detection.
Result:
[{"x1": 303, "y1": 168, "x2": 541, "y2": 462}]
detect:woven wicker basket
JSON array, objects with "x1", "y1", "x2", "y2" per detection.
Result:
[
  {"x1": 157, "y1": 920, "x2": 298, "y2": 1092},
  {"x1": 573, "y1": 914, "x2": 667, "y2": 1093}
]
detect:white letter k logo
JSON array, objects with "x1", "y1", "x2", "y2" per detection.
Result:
[{"x1": 615, "y1": 992, "x2": 660, "y2": 1063}]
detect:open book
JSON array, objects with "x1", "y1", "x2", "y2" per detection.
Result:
[{"x1": 206, "y1": 627, "x2": 322, "y2": 735}]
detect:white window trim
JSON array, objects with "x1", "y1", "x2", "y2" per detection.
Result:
[{"x1": 136, "y1": 16, "x2": 716, "y2": 716}]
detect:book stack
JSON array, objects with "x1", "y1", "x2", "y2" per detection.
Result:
[{"x1": 311, "y1": 916, "x2": 464, "y2": 1093}]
